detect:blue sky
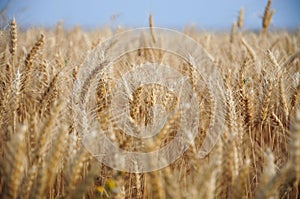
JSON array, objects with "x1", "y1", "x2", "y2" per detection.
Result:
[{"x1": 3, "y1": 0, "x2": 300, "y2": 30}]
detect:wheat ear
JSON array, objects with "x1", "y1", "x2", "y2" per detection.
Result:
[
  {"x1": 68, "y1": 163, "x2": 99, "y2": 199},
  {"x1": 257, "y1": 80, "x2": 273, "y2": 126},
  {"x1": 289, "y1": 110, "x2": 300, "y2": 185},
  {"x1": 33, "y1": 125, "x2": 68, "y2": 199},
  {"x1": 149, "y1": 13, "x2": 156, "y2": 43},
  {"x1": 0, "y1": 125, "x2": 27, "y2": 199},
  {"x1": 262, "y1": 0, "x2": 275, "y2": 34},
  {"x1": 279, "y1": 77, "x2": 289, "y2": 125},
  {"x1": 239, "y1": 59, "x2": 253, "y2": 130},
  {"x1": 9, "y1": 18, "x2": 17, "y2": 59},
  {"x1": 231, "y1": 159, "x2": 250, "y2": 199},
  {"x1": 230, "y1": 22, "x2": 237, "y2": 43},
  {"x1": 241, "y1": 38, "x2": 257, "y2": 63},
  {"x1": 283, "y1": 50, "x2": 300, "y2": 67},
  {"x1": 237, "y1": 8, "x2": 244, "y2": 29},
  {"x1": 21, "y1": 34, "x2": 45, "y2": 93},
  {"x1": 257, "y1": 149, "x2": 277, "y2": 198}
]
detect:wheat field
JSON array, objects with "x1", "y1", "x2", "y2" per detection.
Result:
[{"x1": 0, "y1": 1, "x2": 300, "y2": 199}]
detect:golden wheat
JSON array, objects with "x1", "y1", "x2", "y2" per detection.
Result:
[{"x1": 0, "y1": 8, "x2": 299, "y2": 199}]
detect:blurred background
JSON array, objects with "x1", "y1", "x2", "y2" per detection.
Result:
[{"x1": 1, "y1": 0, "x2": 300, "y2": 30}]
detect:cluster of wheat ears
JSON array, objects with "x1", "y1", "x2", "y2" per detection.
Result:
[{"x1": 0, "y1": 0, "x2": 300, "y2": 198}]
